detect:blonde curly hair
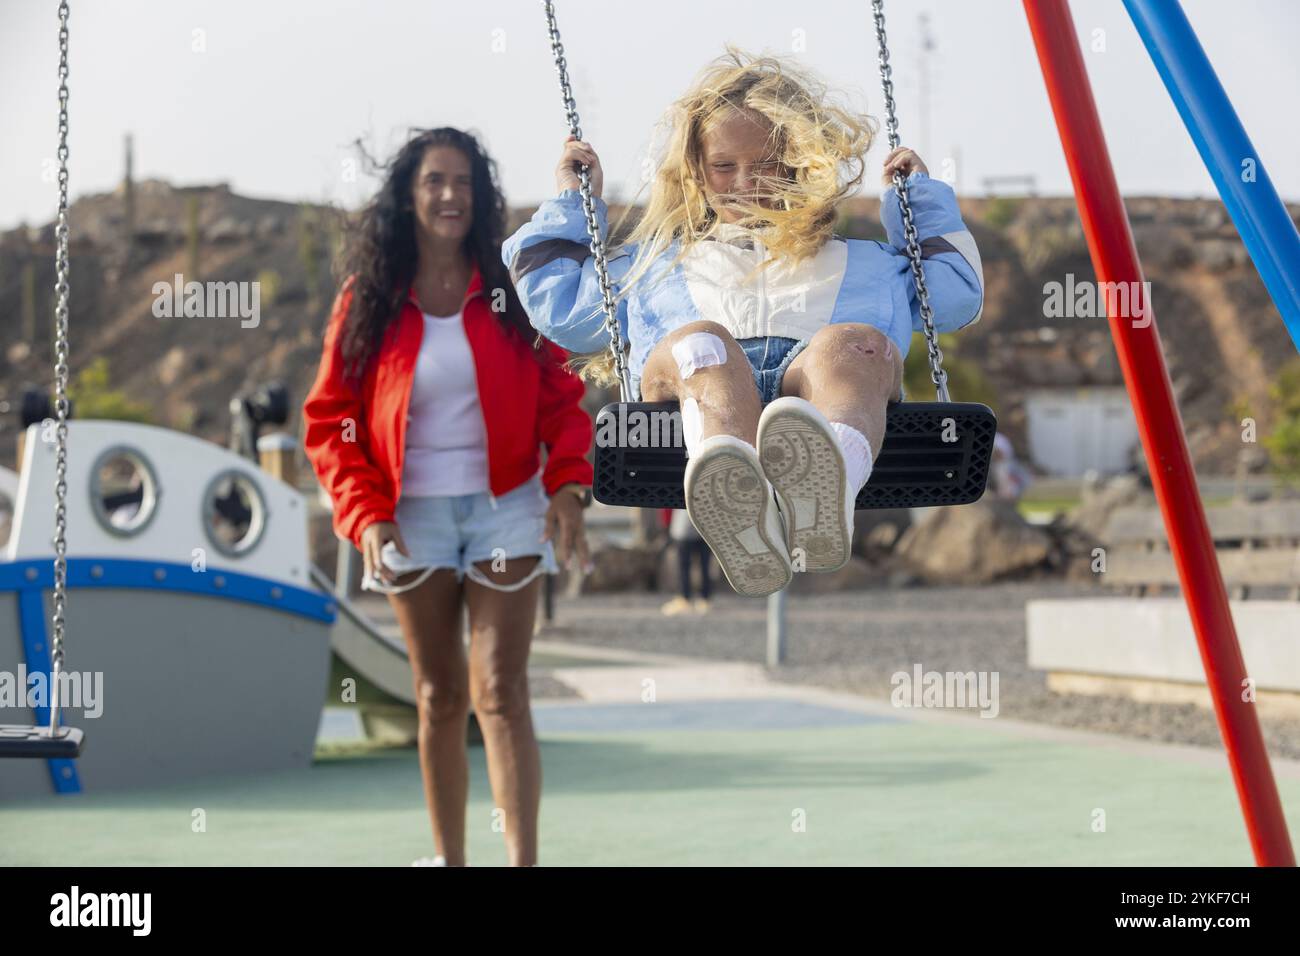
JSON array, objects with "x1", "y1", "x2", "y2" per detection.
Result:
[{"x1": 569, "y1": 46, "x2": 876, "y2": 387}]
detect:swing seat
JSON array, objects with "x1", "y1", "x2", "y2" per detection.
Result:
[
  {"x1": 0, "y1": 724, "x2": 85, "y2": 759},
  {"x1": 593, "y1": 400, "x2": 997, "y2": 510}
]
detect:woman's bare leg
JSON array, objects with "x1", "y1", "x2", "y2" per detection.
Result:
[
  {"x1": 386, "y1": 570, "x2": 470, "y2": 865},
  {"x1": 465, "y1": 557, "x2": 544, "y2": 867}
]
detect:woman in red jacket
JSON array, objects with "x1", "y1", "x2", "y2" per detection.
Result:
[{"x1": 303, "y1": 127, "x2": 594, "y2": 867}]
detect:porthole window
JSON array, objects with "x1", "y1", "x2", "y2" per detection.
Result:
[
  {"x1": 202, "y1": 470, "x2": 267, "y2": 558},
  {"x1": 89, "y1": 446, "x2": 160, "y2": 537}
]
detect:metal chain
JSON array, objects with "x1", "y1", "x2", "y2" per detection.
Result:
[
  {"x1": 872, "y1": 0, "x2": 951, "y2": 403},
  {"x1": 49, "y1": 0, "x2": 71, "y2": 734},
  {"x1": 541, "y1": 0, "x2": 634, "y2": 399}
]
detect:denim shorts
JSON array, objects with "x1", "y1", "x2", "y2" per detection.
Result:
[
  {"x1": 374, "y1": 471, "x2": 558, "y2": 592},
  {"x1": 740, "y1": 334, "x2": 910, "y2": 403},
  {"x1": 630, "y1": 332, "x2": 905, "y2": 404},
  {"x1": 737, "y1": 336, "x2": 809, "y2": 404}
]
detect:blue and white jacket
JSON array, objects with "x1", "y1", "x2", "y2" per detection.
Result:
[{"x1": 503, "y1": 172, "x2": 983, "y2": 395}]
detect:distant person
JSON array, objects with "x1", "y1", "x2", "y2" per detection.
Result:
[
  {"x1": 990, "y1": 433, "x2": 1032, "y2": 501},
  {"x1": 660, "y1": 507, "x2": 713, "y2": 615},
  {"x1": 303, "y1": 127, "x2": 594, "y2": 868},
  {"x1": 1127, "y1": 438, "x2": 1154, "y2": 488}
]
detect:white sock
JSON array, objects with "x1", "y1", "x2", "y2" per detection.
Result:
[
  {"x1": 829, "y1": 422, "x2": 874, "y2": 493},
  {"x1": 681, "y1": 397, "x2": 702, "y2": 458}
]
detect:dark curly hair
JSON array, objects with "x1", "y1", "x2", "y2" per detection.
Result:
[{"x1": 337, "y1": 127, "x2": 537, "y2": 378}]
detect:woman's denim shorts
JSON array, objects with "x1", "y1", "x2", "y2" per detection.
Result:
[{"x1": 374, "y1": 471, "x2": 558, "y2": 593}]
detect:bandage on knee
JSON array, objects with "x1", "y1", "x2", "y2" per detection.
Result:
[
  {"x1": 680, "y1": 396, "x2": 702, "y2": 458},
  {"x1": 671, "y1": 332, "x2": 728, "y2": 380}
]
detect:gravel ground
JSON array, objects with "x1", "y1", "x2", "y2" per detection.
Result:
[{"x1": 539, "y1": 581, "x2": 1300, "y2": 761}]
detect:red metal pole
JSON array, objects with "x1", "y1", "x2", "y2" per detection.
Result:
[{"x1": 1023, "y1": 0, "x2": 1294, "y2": 866}]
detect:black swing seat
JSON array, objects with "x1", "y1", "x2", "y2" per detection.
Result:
[
  {"x1": 0, "y1": 724, "x2": 85, "y2": 759},
  {"x1": 594, "y1": 400, "x2": 998, "y2": 510}
]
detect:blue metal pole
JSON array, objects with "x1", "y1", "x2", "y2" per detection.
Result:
[{"x1": 1124, "y1": 0, "x2": 1300, "y2": 353}]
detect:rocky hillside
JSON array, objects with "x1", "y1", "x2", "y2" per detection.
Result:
[{"x1": 0, "y1": 179, "x2": 1295, "y2": 475}]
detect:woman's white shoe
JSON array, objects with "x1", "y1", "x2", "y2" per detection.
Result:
[
  {"x1": 683, "y1": 435, "x2": 792, "y2": 597},
  {"x1": 411, "y1": 856, "x2": 447, "y2": 866},
  {"x1": 757, "y1": 397, "x2": 855, "y2": 573}
]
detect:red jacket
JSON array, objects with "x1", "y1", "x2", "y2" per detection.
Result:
[{"x1": 302, "y1": 265, "x2": 593, "y2": 549}]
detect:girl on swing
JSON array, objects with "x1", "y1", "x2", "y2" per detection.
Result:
[{"x1": 505, "y1": 49, "x2": 984, "y2": 597}]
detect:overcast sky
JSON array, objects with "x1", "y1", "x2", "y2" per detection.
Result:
[{"x1": 1, "y1": 0, "x2": 1297, "y2": 231}]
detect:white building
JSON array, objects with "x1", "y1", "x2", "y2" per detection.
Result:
[{"x1": 1023, "y1": 387, "x2": 1140, "y2": 477}]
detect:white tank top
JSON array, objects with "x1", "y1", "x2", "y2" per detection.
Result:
[{"x1": 400, "y1": 310, "x2": 490, "y2": 497}]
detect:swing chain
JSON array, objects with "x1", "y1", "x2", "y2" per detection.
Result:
[
  {"x1": 541, "y1": 0, "x2": 634, "y2": 399},
  {"x1": 49, "y1": 0, "x2": 71, "y2": 735},
  {"x1": 872, "y1": 0, "x2": 951, "y2": 403}
]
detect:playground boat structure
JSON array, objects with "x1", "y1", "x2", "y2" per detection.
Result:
[{"x1": 0, "y1": 418, "x2": 415, "y2": 799}]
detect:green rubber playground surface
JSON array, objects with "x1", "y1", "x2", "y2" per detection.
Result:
[{"x1": 2, "y1": 697, "x2": 1294, "y2": 866}]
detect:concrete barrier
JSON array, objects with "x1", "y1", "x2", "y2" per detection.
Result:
[{"x1": 1027, "y1": 598, "x2": 1300, "y2": 716}]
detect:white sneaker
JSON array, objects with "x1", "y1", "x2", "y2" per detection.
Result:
[
  {"x1": 683, "y1": 434, "x2": 792, "y2": 598},
  {"x1": 411, "y1": 856, "x2": 447, "y2": 866},
  {"x1": 661, "y1": 596, "x2": 693, "y2": 616},
  {"x1": 757, "y1": 397, "x2": 855, "y2": 573}
]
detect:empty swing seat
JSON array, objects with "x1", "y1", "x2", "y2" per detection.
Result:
[
  {"x1": 0, "y1": 724, "x2": 85, "y2": 759},
  {"x1": 593, "y1": 400, "x2": 998, "y2": 510}
]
